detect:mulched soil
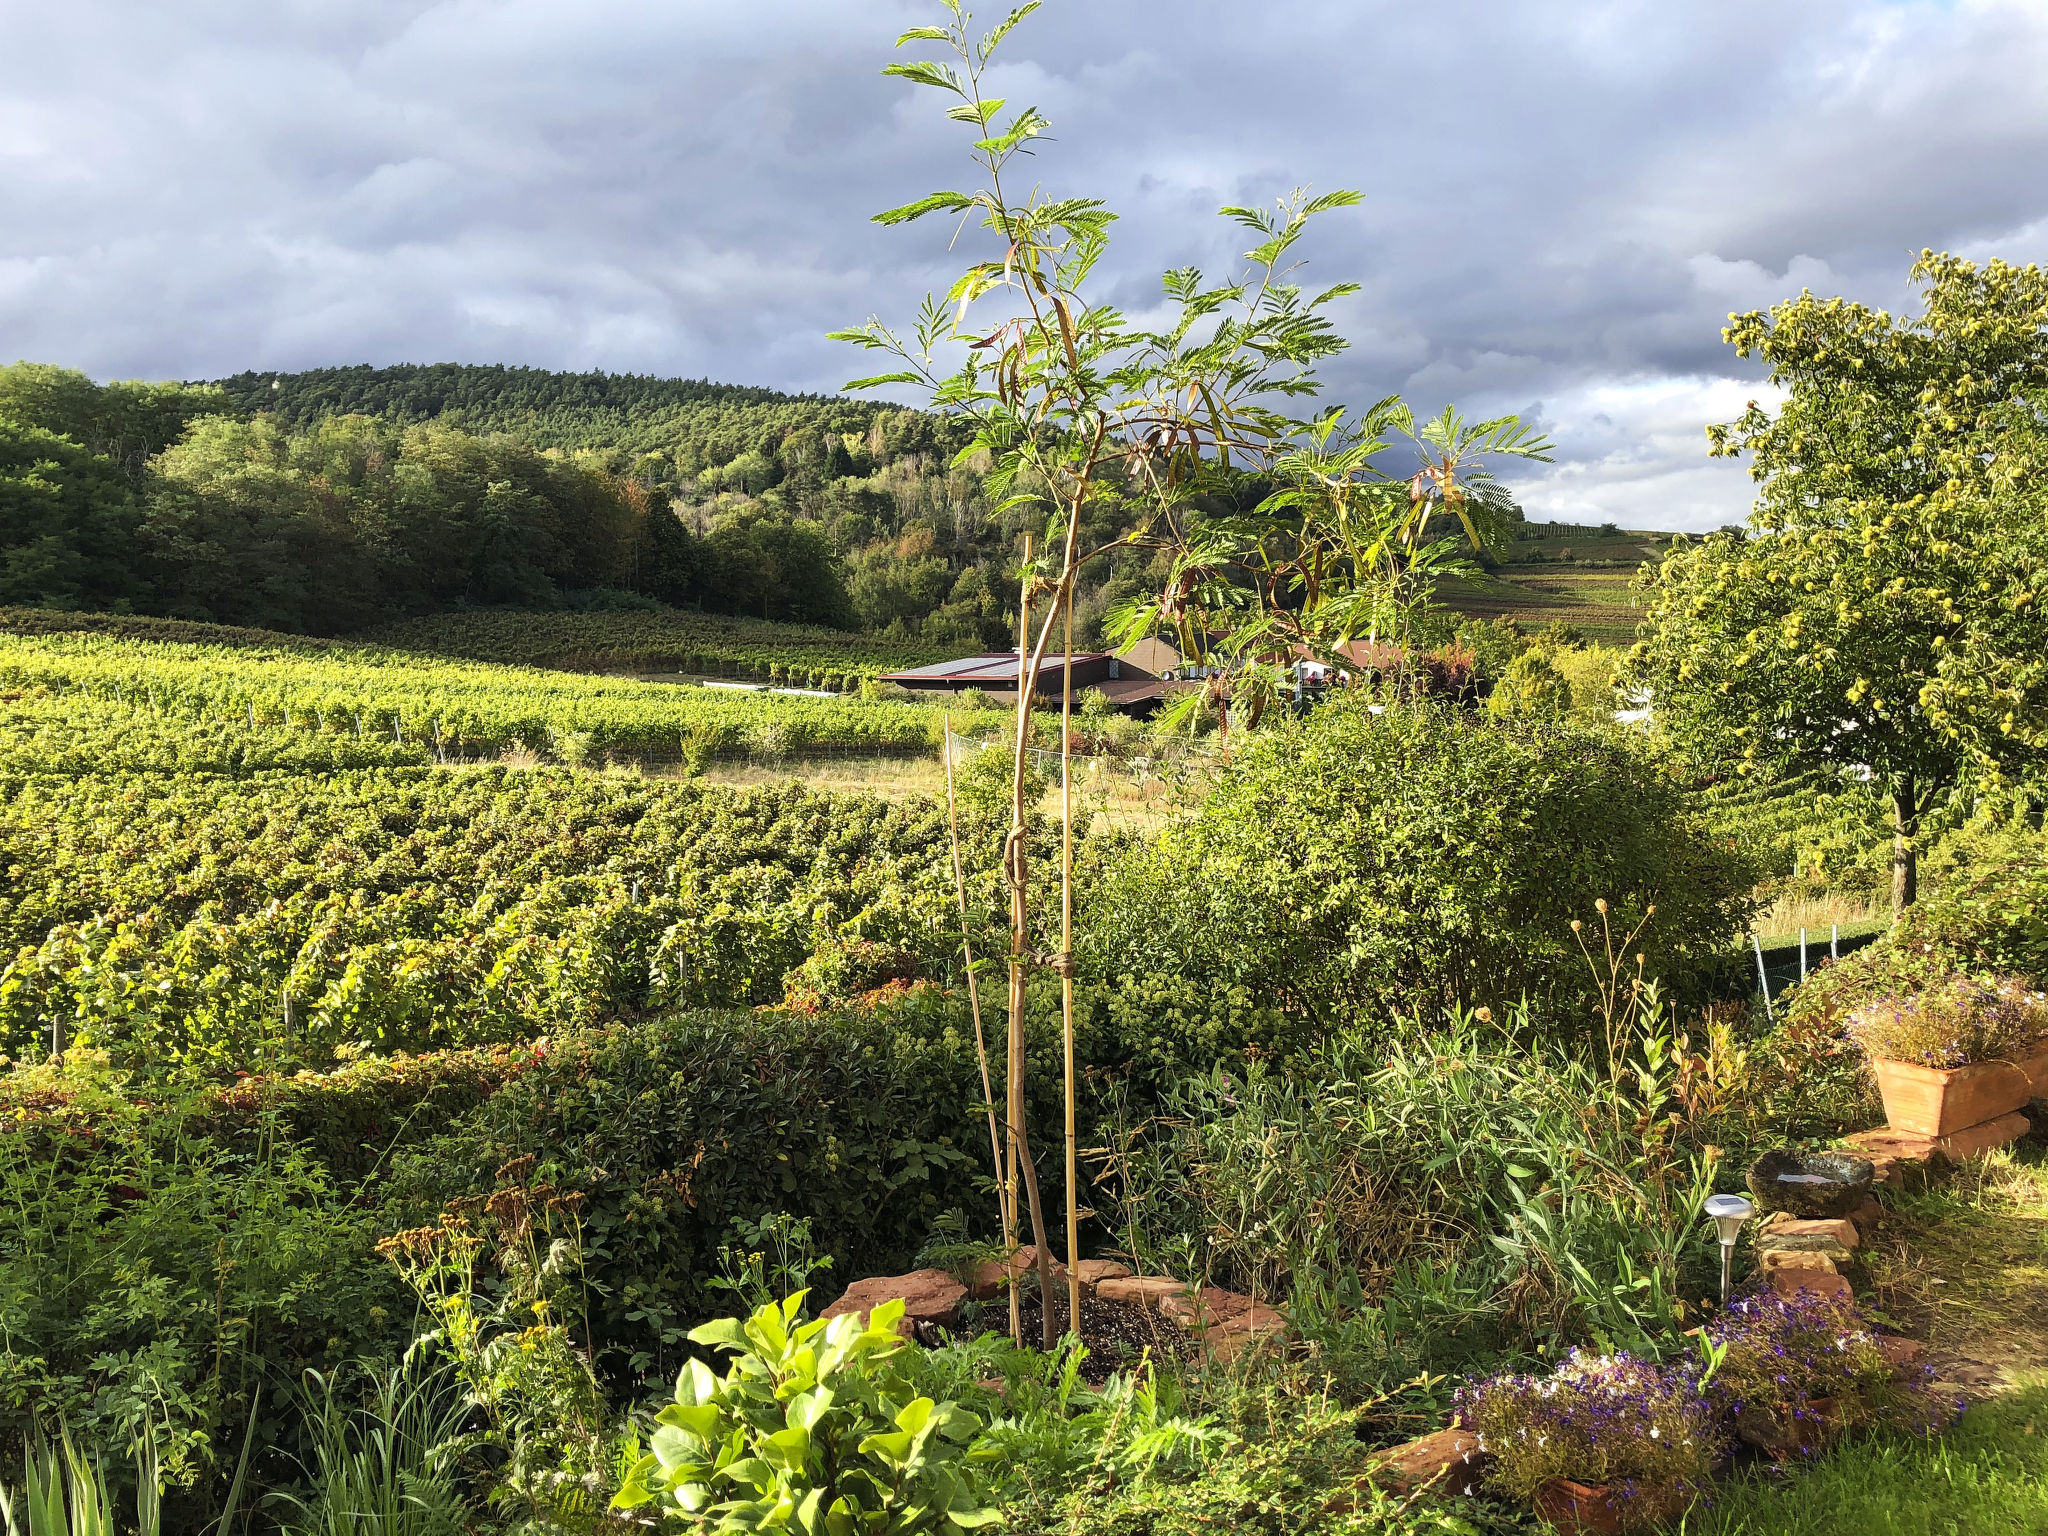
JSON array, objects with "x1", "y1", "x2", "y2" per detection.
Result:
[{"x1": 932, "y1": 1287, "x2": 1200, "y2": 1383}]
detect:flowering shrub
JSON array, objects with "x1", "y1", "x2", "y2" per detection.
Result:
[
  {"x1": 1702, "y1": 1286, "x2": 1934, "y2": 1454},
  {"x1": 1843, "y1": 975, "x2": 2048, "y2": 1068},
  {"x1": 1455, "y1": 1350, "x2": 1721, "y2": 1510}
]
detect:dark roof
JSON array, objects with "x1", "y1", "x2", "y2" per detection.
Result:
[{"x1": 878, "y1": 652, "x2": 1123, "y2": 685}]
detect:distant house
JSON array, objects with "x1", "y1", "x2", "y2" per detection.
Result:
[
  {"x1": 1114, "y1": 635, "x2": 1187, "y2": 680},
  {"x1": 877, "y1": 651, "x2": 1168, "y2": 715}
]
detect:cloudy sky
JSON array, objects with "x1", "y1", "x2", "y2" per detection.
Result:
[{"x1": 5, "y1": 0, "x2": 2046, "y2": 529}]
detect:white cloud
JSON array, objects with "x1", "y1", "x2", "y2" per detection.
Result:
[{"x1": 1, "y1": 0, "x2": 2044, "y2": 530}]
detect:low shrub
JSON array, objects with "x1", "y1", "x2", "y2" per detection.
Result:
[
  {"x1": 1084, "y1": 699, "x2": 1758, "y2": 1034},
  {"x1": 1455, "y1": 1350, "x2": 1721, "y2": 1515},
  {"x1": 0, "y1": 1067, "x2": 409, "y2": 1500},
  {"x1": 1843, "y1": 975, "x2": 2048, "y2": 1069}
]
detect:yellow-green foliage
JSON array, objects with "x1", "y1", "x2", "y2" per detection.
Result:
[
  {"x1": 1486, "y1": 645, "x2": 1572, "y2": 718},
  {"x1": 0, "y1": 630, "x2": 1009, "y2": 765}
]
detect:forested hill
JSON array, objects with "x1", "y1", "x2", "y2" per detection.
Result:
[{"x1": 207, "y1": 363, "x2": 954, "y2": 474}]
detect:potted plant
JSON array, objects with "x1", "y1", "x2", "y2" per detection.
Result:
[
  {"x1": 1456, "y1": 1351, "x2": 1720, "y2": 1534},
  {"x1": 1844, "y1": 976, "x2": 2048, "y2": 1136},
  {"x1": 1701, "y1": 1285, "x2": 1929, "y2": 1460}
]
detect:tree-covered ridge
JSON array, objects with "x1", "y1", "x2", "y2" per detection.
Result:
[
  {"x1": 209, "y1": 362, "x2": 917, "y2": 467},
  {"x1": 0, "y1": 360, "x2": 1058, "y2": 643}
]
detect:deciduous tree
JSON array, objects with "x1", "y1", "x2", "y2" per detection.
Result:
[{"x1": 1632, "y1": 253, "x2": 2048, "y2": 912}]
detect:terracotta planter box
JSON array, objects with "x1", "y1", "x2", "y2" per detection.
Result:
[
  {"x1": 1871, "y1": 1055, "x2": 2033, "y2": 1137},
  {"x1": 1532, "y1": 1477, "x2": 1685, "y2": 1536},
  {"x1": 2024, "y1": 1047, "x2": 2048, "y2": 1100}
]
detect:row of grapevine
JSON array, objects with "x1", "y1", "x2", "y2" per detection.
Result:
[
  {"x1": 368, "y1": 608, "x2": 977, "y2": 686},
  {"x1": 0, "y1": 762, "x2": 1003, "y2": 1071},
  {"x1": 0, "y1": 633, "x2": 1011, "y2": 764}
]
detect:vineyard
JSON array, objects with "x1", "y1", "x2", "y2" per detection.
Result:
[
  {"x1": 368, "y1": 606, "x2": 975, "y2": 683},
  {"x1": 0, "y1": 743, "x2": 993, "y2": 1069},
  {"x1": 0, "y1": 614, "x2": 1010, "y2": 768}
]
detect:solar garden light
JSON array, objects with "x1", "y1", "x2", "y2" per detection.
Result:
[{"x1": 1703, "y1": 1193, "x2": 1755, "y2": 1303}]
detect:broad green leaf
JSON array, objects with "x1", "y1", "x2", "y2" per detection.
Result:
[{"x1": 689, "y1": 1317, "x2": 749, "y2": 1351}]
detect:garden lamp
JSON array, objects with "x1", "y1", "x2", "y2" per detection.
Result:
[{"x1": 1703, "y1": 1194, "x2": 1754, "y2": 1303}]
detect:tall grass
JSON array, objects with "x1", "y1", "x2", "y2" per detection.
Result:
[
  {"x1": 1097, "y1": 991, "x2": 1770, "y2": 1386},
  {"x1": 267, "y1": 1364, "x2": 469, "y2": 1536},
  {"x1": 0, "y1": 1435, "x2": 152, "y2": 1536}
]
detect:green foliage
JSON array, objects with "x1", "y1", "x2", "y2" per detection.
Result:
[
  {"x1": 708, "y1": 1213, "x2": 838, "y2": 1317},
  {"x1": 369, "y1": 607, "x2": 965, "y2": 687},
  {"x1": 0, "y1": 620, "x2": 1008, "y2": 770},
  {"x1": 1786, "y1": 820, "x2": 2048, "y2": 1033},
  {"x1": 268, "y1": 1364, "x2": 469, "y2": 1536},
  {"x1": 613, "y1": 1295, "x2": 1001, "y2": 1534},
  {"x1": 387, "y1": 997, "x2": 999, "y2": 1387},
  {"x1": 0, "y1": 364, "x2": 226, "y2": 477},
  {"x1": 1086, "y1": 700, "x2": 1758, "y2": 1028},
  {"x1": 1632, "y1": 254, "x2": 2048, "y2": 908},
  {"x1": 1004, "y1": 1397, "x2": 1495, "y2": 1536},
  {"x1": 0, "y1": 1431, "x2": 156, "y2": 1536},
  {"x1": 1100, "y1": 1000, "x2": 1742, "y2": 1371},
  {"x1": 0, "y1": 746, "x2": 989, "y2": 1067},
  {"x1": 1686, "y1": 1382, "x2": 2048, "y2": 1536},
  {"x1": 0, "y1": 424, "x2": 148, "y2": 613},
  {"x1": 0, "y1": 1062, "x2": 408, "y2": 1495},
  {"x1": 1484, "y1": 647, "x2": 1571, "y2": 719}
]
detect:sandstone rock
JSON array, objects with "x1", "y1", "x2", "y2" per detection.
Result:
[
  {"x1": 1766, "y1": 1217, "x2": 1859, "y2": 1251},
  {"x1": 1875, "y1": 1335, "x2": 1925, "y2": 1376},
  {"x1": 1368, "y1": 1427, "x2": 1486, "y2": 1497},
  {"x1": 966, "y1": 1245, "x2": 1067, "y2": 1300},
  {"x1": 1843, "y1": 1127, "x2": 1948, "y2": 1188},
  {"x1": 1850, "y1": 1196, "x2": 1885, "y2": 1238},
  {"x1": 1933, "y1": 1111, "x2": 2031, "y2": 1160},
  {"x1": 1768, "y1": 1267, "x2": 1852, "y2": 1304},
  {"x1": 1159, "y1": 1286, "x2": 1274, "y2": 1330},
  {"x1": 1073, "y1": 1259, "x2": 1133, "y2": 1293},
  {"x1": 821, "y1": 1269, "x2": 966, "y2": 1338},
  {"x1": 1203, "y1": 1306, "x2": 1289, "y2": 1363},
  {"x1": 1759, "y1": 1248, "x2": 1839, "y2": 1275},
  {"x1": 1095, "y1": 1275, "x2": 1186, "y2": 1307}
]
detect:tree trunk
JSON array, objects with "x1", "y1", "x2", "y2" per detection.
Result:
[
  {"x1": 1007, "y1": 536, "x2": 1056, "y2": 1349},
  {"x1": 1890, "y1": 778, "x2": 1919, "y2": 917}
]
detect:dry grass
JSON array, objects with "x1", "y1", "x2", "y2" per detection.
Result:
[
  {"x1": 1863, "y1": 1143, "x2": 2048, "y2": 1396},
  {"x1": 686, "y1": 754, "x2": 950, "y2": 799},
  {"x1": 1757, "y1": 890, "x2": 1889, "y2": 944}
]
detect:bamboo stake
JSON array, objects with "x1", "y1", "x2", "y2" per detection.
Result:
[
  {"x1": 943, "y1": 711, "x2": 1020, "y2": 1346},
  {"x1": 1007, "y1": 535, "x2": 1057, "y2": 1348},
  {"x1": 1059, "y1": 559, "x2": 1082, "y2": 1338}
]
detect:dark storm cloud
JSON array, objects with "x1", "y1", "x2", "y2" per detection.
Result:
[{"x1": 3, "y1": 0, "x2": 2045, "y2": 528}]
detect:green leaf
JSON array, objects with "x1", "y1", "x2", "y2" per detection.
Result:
[
  {"x1": 874, "y1": 190, "x2": 976, "y2": 227},
  {"x1": 882, "y1": 61, "x2": 967, "y2": 95},
  {"x1": 980, "y1": 2, "x2": 1042, "y2": 58},
  {"x1": 689, "y1": 1317, "x2": 749, "y2": 1351},
  {"x1": 842, "y1": 373, "x2": 923, "y2": 392},
  {"x1": 894, "y1": 25, "x2": 952, "y2": 44}
]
